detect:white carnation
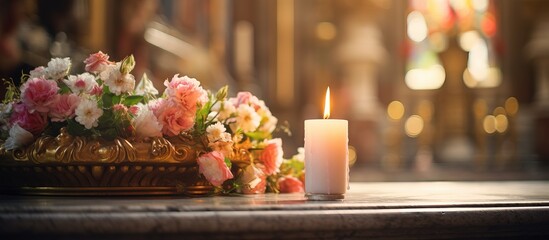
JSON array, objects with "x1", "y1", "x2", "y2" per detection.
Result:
[
  {"x1": 46, "y1": 57, "x2": 71, "y2": 80},
  {"x1": 3, "y1": 124, "x2": 34, "y2": 151},
  {"x1": 133, "y1": 105, "x2": 163, "y2": 138},
  {"x1": 100, "y1": 63, "x2": 135, "y2": 95},
  {"x1": 64, "y1": 73, "x2": 97, "y2": 94},
  {"x1": 75, "y1": 99, "x2": 103, "y2": 129}
]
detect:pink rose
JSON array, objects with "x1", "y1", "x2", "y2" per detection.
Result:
[
  {"x1": 197, "y1": 151, "x2": 233, "y2": 187},
  {"x1": 20, "y1": 77, "x2": 59, "y2": 113},
  {"x1": 84, "y1": 51, "x2": 111, "y2": 73},
  {"x1": 240, "y1": 164, "x2": 267, "y2": 194},
  {"x1": 10, "y1": 103, "x2": 47, "y2": 135},
  {"x1": 49, "y1": 94, "x2": 80, "y2": 122},
  {"x1": 128, "y1": 105, "x2": 140, "y2": 115},
  {"x1": 259, "y1": 138, "x2": 284, "y2": 175},
  {"x1": 278, "y1": 176, "x2": 304, "y2": 193},
  {"x1": 156, "y1": 100, "x2": 194, "y2": 136},
  {"x1": 164, "y1": 74, "x2": 207, "y2": 113}
]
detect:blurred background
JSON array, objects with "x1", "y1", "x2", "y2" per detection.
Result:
[{"x1": 1, "y1": 0, "x2": 549, "y2": 181}]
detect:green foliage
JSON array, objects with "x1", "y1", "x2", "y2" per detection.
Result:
[
  {"x1": 66, "y1": 119, "x2": 92, "y2": 137},
  {"x1": 57, "y1": 81, "x2": 71, "y2": 94},
  {"x1": 244, "y1": 131, "x2": 271, "y2": 141},
  {"x1": 122, "y1": 95, "x2": 143, "y2": 106},
  {"x1": 2, "y1": 78, "x2": 20, "y2": 103}
]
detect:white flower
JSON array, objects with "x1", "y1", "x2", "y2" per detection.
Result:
[
  {"x1": 293, "y1": 147, "x2": 305, "y2": 162},
  {"x1": 134, "y1": 73, "x2": 159, "y2": 96},
  {"x1": 75, "y1": 99, "x2": 103, "y2": 129},
  {"x1": 100, "y1": 63, "x2": 135, "y2": 95},
  {"x1": 259, "y1": 113, "x2": 278, "y2": 133},
  {"x1": 29, "y1": 66, "x2": 47, "y2": 78},
  {"x1": 3, "y1": 124, "x2": 34, "y2": 151},
  {"x1": 206, "y1": 122, "x2": 227, "y2": 142},
  {"x1": 46, "y1": 57, "x2": 71, "y2": 80},
  {"x1": 235, "y1": 104, "x2": 260, "y2": 133},
  {"x1": 211, "y1": 100, "x2": 236, "y2": 121},
  {"x1": 64, "y1": 73, "x2": 97, "y2": 94},
  {"x1": 133, "y1": 105, "x2": 163, "y2": 138}
]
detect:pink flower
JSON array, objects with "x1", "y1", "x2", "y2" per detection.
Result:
[
  {"x1": 197, "y1": 151, "x2": 233, "y2": 187},
  {"x1": 84, "y1": 51, "x2": 111, "y2": 73},
  {"x1": 240, "y1": 164, "x2": 267, "y2": 194},
  {"x1": 20, "y1": 77, "x2": 59, "y2": 113},
  {"x1": 49, "y1": 94, "x2": 80, "y2": 122},
  {"x1": 90, "y1": 85, "x2": 103, "y2": 96},
  {"x1": 278, "y1": 176, "x2": 304, "y2": 193},
  {"x1": 259, "y1": 138, "x2": 284, "y2": 175},
  {"x1": 128, "y1": 105, "x2": 140, "y2": 115},
  {"x1": 163, "y1": 74, "x2": 207, "y2": 113},
  {"x1": 230, "y1": 92, "x2": 260, "y2": 109},
  {"x1": 156, "y1": 100, "x2": 194, "y2": 136},
  {"x1": 148, "y1": 98, "x2": 165, "y2": 116},
  {"x1": 10, "y1": 103, "x2": 47, "y2": 135},
  {"x1": 112, "y1": 104, "x2": 128, "y2": 112}
]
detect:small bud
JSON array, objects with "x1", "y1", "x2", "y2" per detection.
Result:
[
  {"x1": 120, "y1": 55, "x2": 135, "y2": 75},
  {"x1": 216, "y1": 85, "x2": 228, "y2": 101}
]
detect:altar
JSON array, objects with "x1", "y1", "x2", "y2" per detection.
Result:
[{"x1": 2, "y1": 181, "x2": 549, "y2": 239}]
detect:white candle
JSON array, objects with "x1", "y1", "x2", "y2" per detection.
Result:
[{"x1": 304, "y1": 87, "x2": 349, "y2": 200}]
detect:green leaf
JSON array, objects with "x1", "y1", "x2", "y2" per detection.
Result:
[
  {"x1": 111, "y1": 94, "x2": 121, "y2": 105},
  {"x1": 66, "y1": 119, "x2": 92, "y2": 137},
  {"x1": 57, "y1": 81, "x2": 71, "y2": 94},
  {"x1": 102, "y1": 92, "x2": 114, "y2": 108},
  {"x1": 43, "y1": 121, "x2": 66, "y2": 136},
  {"x1": 244, "y1": 131, "x2": 271, "y2": 141},
  {"x1": 224, "y1": 157, "x2": 232, "y2": 169},
  {"x1": 123, "y1": 95, "x2": 143, "y2": 106}
]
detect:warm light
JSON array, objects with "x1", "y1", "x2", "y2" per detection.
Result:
[
  {"x1": 407, "y1": 11, "x2": 428, "y2": 42},
  {"x1": 483, "y1": 115, "x2": 496, "y2": 134},
  {"x1": 493, "y1": 107, "x2": 506, "y2": 115},
  {"x1": 472, "y1": 0, "x2": 489, "y2": 12},
  {"x1": 387, "y1": 101, "x2": 405, "y2": 120},
  {"x1": 405, "y1": 64, "x2": 446, "y2": 90},
  {"x1": 468, "y1": 39, "x2": 489, "y2": 81},
  {"x1": 505, "y1": 97, "x2": 519, "y2": 116},
  {"x1": 405, "y1": 115, "x2": 424, "y2": 137},
  {"x1": 316, "y1": 22, "x2": 337, "y2": 41},
  {"x1": 323, "y1": 87, "x2": 330, "y2": 119},
  {"x1": 495, "y1": 114, "x2": 508, "y2": 133},
  {"x1": 463, "y1": 67, "x2": 501, "y2": 88},
  {"x1": 459, "y1": 30, "x2": 482, "y2": 52}
]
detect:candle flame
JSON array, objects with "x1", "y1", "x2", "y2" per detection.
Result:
[{"x1": 323, "y1": 87, "x2": 330, "y2": 119}]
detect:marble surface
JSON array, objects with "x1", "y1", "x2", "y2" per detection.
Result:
[{"x1": 2, "y1": 181, "x2": 549, "y2": 239}]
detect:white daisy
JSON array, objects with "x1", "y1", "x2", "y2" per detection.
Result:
[
  {"x1": 206, "y1": 122, "x2": 227, "y2": 142},
  {"x1": 75, "y1": 99, "x2": 103, "y2": 129},
  {"x1": 235, "y1": 104, "x2": 260, "y2": 133}
]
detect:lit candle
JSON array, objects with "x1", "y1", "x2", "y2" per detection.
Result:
[{"x1": 304, "y1": 87, "x2": 349, "y2": 200}]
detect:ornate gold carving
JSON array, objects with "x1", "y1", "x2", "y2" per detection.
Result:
[{"x1": 0, "y1": 128, "x2": 222, "y2": 196}]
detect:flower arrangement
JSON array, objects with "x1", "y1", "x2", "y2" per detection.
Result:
[{"x1": 0, "y1": 52, "x2": 304, "y2": 194}]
